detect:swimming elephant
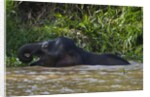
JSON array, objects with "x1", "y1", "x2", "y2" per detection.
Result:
[{"x1": 17, "y1": 37, "x2": 130, "y2": 67}]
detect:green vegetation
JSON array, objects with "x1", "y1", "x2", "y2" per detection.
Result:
[{"x1": 6, "y1": 1, "x2": 143, "y2": 67}]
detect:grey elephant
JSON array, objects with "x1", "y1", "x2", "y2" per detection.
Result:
[{"x1": 17, "y1": 37, "x2": 130, "y2": 67}]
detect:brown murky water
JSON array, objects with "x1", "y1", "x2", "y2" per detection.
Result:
[{"x1": 6, "y1": 61, "x2": 143, "y2": 96}]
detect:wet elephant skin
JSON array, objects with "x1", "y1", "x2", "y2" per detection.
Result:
[{"x1": 17, "y1": 37, "x2": 130, "y2": 67}]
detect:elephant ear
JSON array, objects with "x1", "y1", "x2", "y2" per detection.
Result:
[{"x1": 17, "y1": 44, "x2": 34, "y2": 63}]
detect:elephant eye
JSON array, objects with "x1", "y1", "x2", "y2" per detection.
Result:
[{"x1": 42, "y1": 42, "x2": 48, "y2": 49}]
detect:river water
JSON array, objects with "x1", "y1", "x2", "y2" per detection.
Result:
[{"x1": 6, "y1": 61, "x2": 143, "y2": 96}]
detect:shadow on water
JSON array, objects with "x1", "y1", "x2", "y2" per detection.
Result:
[{"x1": 6, "y1": 61, "x2": 143, "y2": 96}]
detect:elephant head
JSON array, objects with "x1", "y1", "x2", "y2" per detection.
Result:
[{"x1": 17, "y1": 37, "x2": 82, "y2": 67}]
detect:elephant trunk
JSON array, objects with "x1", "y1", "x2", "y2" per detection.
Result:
[{"x1": 17, "y1": 43, "x2": 42, "y2": 63}]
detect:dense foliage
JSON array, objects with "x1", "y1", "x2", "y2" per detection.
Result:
[{"x1": 6, "y1": 1, "x2": 143, "y2": 67}]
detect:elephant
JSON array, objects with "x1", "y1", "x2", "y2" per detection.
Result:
[{"x1": 17, "y1": 37, "x2": 130, "y2": 67}]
